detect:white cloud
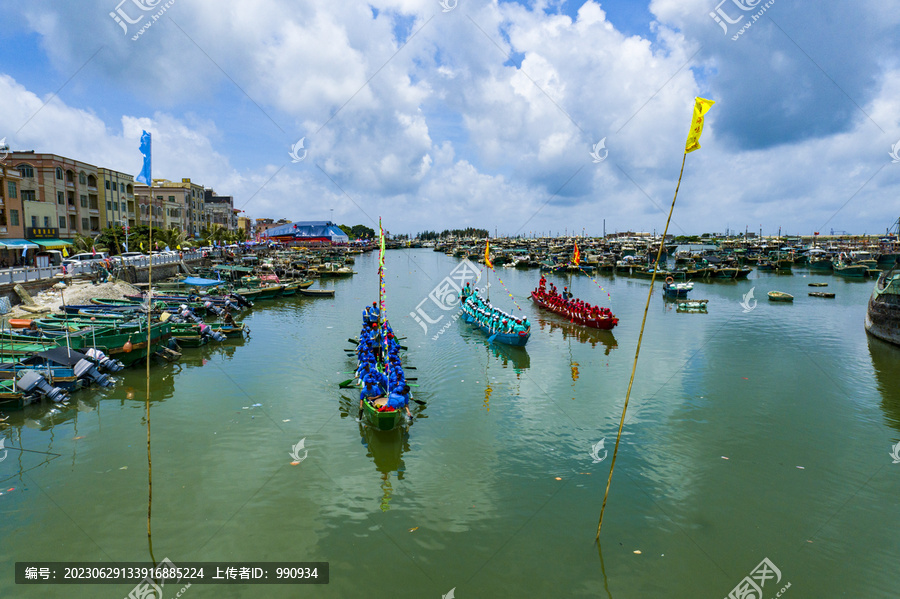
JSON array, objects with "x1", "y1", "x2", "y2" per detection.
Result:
[{"x1": 2, "y1": 0, "x2": 899, "y2": 235}]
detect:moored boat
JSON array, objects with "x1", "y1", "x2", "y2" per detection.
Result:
[
  {"x1": 767, "y1": 291, "x2": 794, "y2": 302},
  {"x1": 865, "y1": 268, "x2": 900, "y2": 345}
]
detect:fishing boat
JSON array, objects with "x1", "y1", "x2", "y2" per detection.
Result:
[
  {"x1": 833, "y1": 258, "x2": 868, "y2": 277},
  {"x1": 530, "y1": 291, "x2": 618, "y2": 330},
  {"x1": 865, "y1": 267, "x2": 900, "y2": 345},
  {"x1": 767, "y1": 291, "x2": 794, "y2": 302},
  {"x1": 663, "y1": 278, "x2": 693, "y2": 298},
  {"x1": 809, "y1": 292, "x2": 835, "y2": 298},
  {"x1": 808, "y1": 283, "x2": 828, "y2": 287},
  {"x1": 299, "y1": 288, "x2": 335, "y2": 297}
]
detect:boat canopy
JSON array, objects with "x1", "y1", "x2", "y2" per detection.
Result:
[{"x1": 181, "y1": 277, "x2": 227, "y2": 287}]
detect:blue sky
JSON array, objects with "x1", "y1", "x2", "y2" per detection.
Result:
[{"x1": 0, "y1": 0, "x2": 898, "y2": 236}]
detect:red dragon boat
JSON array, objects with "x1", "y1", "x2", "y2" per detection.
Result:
[{"x1": 530, "y1": 290, "x2": 619, "y2": 330}]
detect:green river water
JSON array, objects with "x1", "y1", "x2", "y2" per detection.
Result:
[{"x1": 1, "y1": 249, "x2": 899, "y2": 598}]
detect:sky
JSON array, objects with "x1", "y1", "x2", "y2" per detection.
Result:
[{"x1": 0, "y1": 0, "x2": 898, "y2": 237}]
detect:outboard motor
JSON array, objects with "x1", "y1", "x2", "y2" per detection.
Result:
[
  {"x1": 17, "y1": 371, "x2": 69, "y2": 403},
  {"x1": 199, "y1": 324, "x2": 226, "y2": 343},
  {"x1": 73, "y1": 359, "x2": 114, "y2": 388},
  {"x1": 224, "y1": 297, "x2": 239, "y2": 311},
  {"x1": 203, "y1": 301, "x2": 224, "y2": 317},
  {"x1": 85, "y1": 348, "x2": 125, "y2": 373},
  {"x1": 230, "y1": 293, "x2": 253, "y2": 308}
]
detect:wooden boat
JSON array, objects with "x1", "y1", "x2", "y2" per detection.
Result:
[
  {"x1": 299, "y1": 288, "x2": 335, "y2": 297},
  {"x1": 833, "y1": 260, "x2": 867, "y2": 277},
  {"x1": 530, "y1": 291, "x2": 618, "y2": 330},
  {"x1": 808, "y1": 283, "x2": 828, "y2": 287},
  {"x1": 663, "y1": 279, "x2": 693, "y2": 298},
  {"x1": 809, "y1": 292, "x2": 835, "y2": 298},
  {"x1": 460, "y1": 294, "x2": 531, "y2": 345},
  {"x1": 767, "y1": 291, "x2": 794, "y2": 302}
]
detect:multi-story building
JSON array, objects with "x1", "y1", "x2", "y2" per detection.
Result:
[
  {"x1": 237, "y1": 216, "x2": 252, "y2": 237},
  {"x1": 0, "y1": 163, "x2": 28, "y2": 264},
  {"x1": 203, "y1": 190, "x2": 236, "y2": 231},
  {"x1": 150, "y1": 178, "x2": 206, "y2": 236},
  {"x1": 98, "y1": 168, "x2": 136, "y2": 230},
  {"x1": 5, "y1": 151, "x2": 101, "y2": 239},
  {"x1": 134, "y1": 184, "x2": 166, "y2": 230},
  {"x1": 252, "y1": 218, "x2": 292, "y2": 238}
]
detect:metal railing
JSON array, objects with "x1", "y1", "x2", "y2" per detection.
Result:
[{"x1": 0, "y1": 249, "x2": 219, "y2": 285}]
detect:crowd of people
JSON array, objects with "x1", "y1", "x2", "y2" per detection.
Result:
[
  {"x1": 460, "y1": 284, "x2": 530, "y2": 336},
  {"x1": 356, "y1": 304, "x2": 411, "y2": 418},
  {"x1": 533, "y1": 276, "x2": 615, "y2": 323}
]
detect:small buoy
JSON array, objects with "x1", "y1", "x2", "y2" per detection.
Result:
[
  {"x1": 290, "y1": 461, "x2": 301, "y2": 466},
  {"x1": 123, "y1": 338, "x2": 133, "y2": 353},
  {"x1": 408, "y1": 527, "x2": 419, "y2": 533},
  {"x1": 633, "y1": 550, "x2": 642, "y2": 554},
  {"x1": 554, "y1": 477, "x2": 562, "y2": 480}
]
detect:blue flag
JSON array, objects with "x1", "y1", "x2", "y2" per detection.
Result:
[
  {"x1": 21, "y1": 245, "x2": 27, "y2": 258},
  {"x1": 136, "y1": 130, "x2": 151, "y2": 185}
]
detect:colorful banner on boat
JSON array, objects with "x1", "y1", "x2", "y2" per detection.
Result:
[
  {"x1": 485, "y1": 241, "x2": 493, "y2": 269},
  {"x1": 685, "y1": 97, "x2": 715, "y2": 154},
  {"x1": 573, "y1": 241, "x2": 581, "y2": 266}
]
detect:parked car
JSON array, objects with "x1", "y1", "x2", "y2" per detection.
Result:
[{"x1": 62, "y1": 252, "x2": 109, "y2": 267}]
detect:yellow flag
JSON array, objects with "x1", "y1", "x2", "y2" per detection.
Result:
[
  {"x1": 177, "y1": 244, "x2": 181, "y2": 249},
  {"x1": 485, "y1": 240, "x2": 493, "y2": 268},
  {"x1": 685, "y1": 97, "x2": 715, "y2": 154},
  {"x1": 62, "y1": 247, "x2": 68, "y2": 257}
]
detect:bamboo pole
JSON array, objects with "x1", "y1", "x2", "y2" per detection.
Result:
[
  {"x1": 146, "y1": 222, "x2": 155, "y2": 566},
  {"x1": 596, "y1": 152, "x2": 687, "y2": 540}
]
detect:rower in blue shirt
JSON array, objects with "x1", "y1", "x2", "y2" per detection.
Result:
[{"x1": 386, "y1": 384, "x2": 412, "y2": 417}]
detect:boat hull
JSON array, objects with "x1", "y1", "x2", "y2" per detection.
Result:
[{"x1": 865, "y1": 271, "x2": 900, "y2": 346}]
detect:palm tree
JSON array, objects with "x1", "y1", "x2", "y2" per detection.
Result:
[
  {"x1": 71, "y1": 233, "x2": 106, "y2": 253},
  {"x1": 157, "y1": 227, "x2": 188, "y2": 250}
]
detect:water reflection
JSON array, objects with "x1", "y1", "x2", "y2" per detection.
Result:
[
  {"x1": 358, "y1": 423, "x2": 410, "y2": 512},
  {"x1": 867, "y1": 335, "x2": 900, "y2": 432},
  {"x1": 457, "y1": 319, "x2": 531, "y2": 371},
  {"x1": 535, "y1": 317, "x2": 618, "y2": 354}
]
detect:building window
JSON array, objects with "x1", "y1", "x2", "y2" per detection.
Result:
[
  {"x1": 69, "y1": 215, "x2": 76, "y2": 229},
  {"x1": 80, "y1": 195, "x2": 88, "y2": 208},
  {"x1": 89, "y1": 196, "x2": 98, "y2": 210},
  {"x1": 43, "y1": 216, "x2": 51, "y2": 227},
  {"x1": 121, "y1": 202, "x2": 126, "y2": 212},
  {"x1": 0, "y1": 210, "x2": 6, "y2": 227},
  {"x1": 17, "y1": 164, "x2": 34, "y2": 178},
  {"x1": 59, "y1": 216, "x2": 66, "y2": 229},
  {"x1": 81, "y1": 217, "x2": 89, "y2": 230},
  {"x1": 57, "y1": 191, "x2": 64, "y2": 204},
  {"x1": 21, "y1": 190, "x2": 35, "y2": 202},
  {"x1": 56, "y1": 167, "x2": 63, "y2": 180},
  {"x1": 156, "y1": 195, "x2": 163, "y2": 201},
  {"x1": 169, "y1": 196, "x2": 175, "y2": 202},
  {"x1": 107, "y1": 201, "x2": 112, "y2": 211},
  {"x1": 79, "y1": 172, "x2": 87, "y2": 185},
  {"x1": 105, "y1": 180, "x2": 111, "y2": 190},
  {"x1": 120, "y1": 183, "x2": 125, "y2": 193},
  {"x1": 31, "y1": 215, "x2": 37, "y2": 228},
  {"x1": 7, "y1": 182, "x2": 16, "y2": 199},
  {"x1": 10, "y1": 210, "x2": 18, "y2": 226}
]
